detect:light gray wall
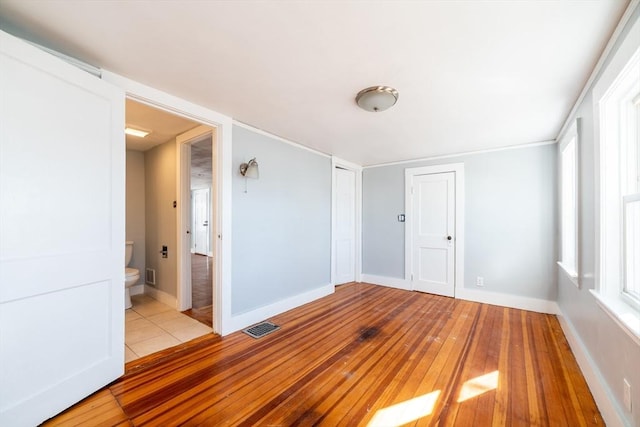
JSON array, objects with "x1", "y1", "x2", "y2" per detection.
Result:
[
  {"x1": 231, "y1": 126, "x2": 331, "y2": 315},
  {"x1": 363, "y1": 143, "x2": 557, "y2": 300},
  {"x1": 557, "y1": 6, "x2": 640, "y2": 426},
  {"x1": 144, "y1": 139, "x2": 177, "y2": 297},
  {"x1": 125, "y1": 150, "x2": 145, "y2": 284}
]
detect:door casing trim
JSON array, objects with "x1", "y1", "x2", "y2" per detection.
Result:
[{"x1": 102, "y1": 70, "x2": 232, "y2": 335}]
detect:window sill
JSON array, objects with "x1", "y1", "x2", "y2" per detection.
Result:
[
  {"x1": 557, "y1": 261, "x2": 579, "y2": 288},
  {"x1": 590, "y1": 289, "x2": 640, "y2": 346}
]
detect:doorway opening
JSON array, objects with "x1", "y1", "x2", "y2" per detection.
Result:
[
  {"x1": 175, "y1": 125, "x2": 218, "y2": 323},
  {"x1": 124, "y1": 99, "x2": 217, "y2": 361},
  {"x1": 182, "y1": 134, "x2": 215, "y2": 327}
]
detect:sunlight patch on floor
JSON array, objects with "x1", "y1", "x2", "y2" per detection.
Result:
[
  {"x1": 368, "y1": 390, "x2": 441, "y2": 427},
  {"x1": 457, "y1": 370, "x2": 499, "y2": 403}
]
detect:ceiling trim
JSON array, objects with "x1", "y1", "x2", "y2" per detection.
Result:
[
  {"x1": 364, "y1": 140, "x2": 556, "y2": 169},
  {"x1": 556, "y1": 0, "x2": 640, "y2": 141},
  {"x1": 233, "y1": 120, "x2": 331, "y2": 159}
]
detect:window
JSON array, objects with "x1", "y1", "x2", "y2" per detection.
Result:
[
  {"x1": 624, "y1": 193, "x2": 640, "y2": 304},
  {"x1": 622, "y1": 94, "x2": 640, "y2": 305},
  {"x1": 593, "y1": 38, "x2": 640, "y2": 339},
  {"x1": 558, "y1": 121, "x2": 579, "y2": 286}
]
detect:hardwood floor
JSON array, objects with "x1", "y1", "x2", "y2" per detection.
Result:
[
  {"x1": 190, "y1": 254, "x2": 213, "y2": 309},
  {"x1": 45, "y1": 283, "x2": 602, "y2": 426},
  {"x1": 183, "y1": 254, "x2": 214, "y2": 327},
  {"x1": 182, "y1": 305, "x2": 213, "y2": 328}
]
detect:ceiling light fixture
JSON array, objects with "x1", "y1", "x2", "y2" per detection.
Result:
[
  {"x1": 125, "y1": 127, "x2": 150, "y2": 138},
  {"x1": 239, "y1": 158, "x2": 259, "y2": 179},
  {"x1": 355, "y1": 86, "x2": 399, "y2": 112},
  {"x1": 239, "y1": 157, "x2": 259, "y2": 193}
]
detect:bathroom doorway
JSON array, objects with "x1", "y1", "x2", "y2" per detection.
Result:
[{"x1": 124, "y1": 99, "x2": 214, "y2": 361}]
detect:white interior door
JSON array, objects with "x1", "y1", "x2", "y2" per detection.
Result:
[
  {"x1": 0, "y1": 31, "x2": 125, "y2": 425},
  {"x1": 192, "y1": 188, "x2": 210, "y2": 256},
  {"x1": 334, "y1": 167, "x2": 356, "y2": 284},
  {"x1": 410, "y1": 172, "x2": 455, "y2": 297}
]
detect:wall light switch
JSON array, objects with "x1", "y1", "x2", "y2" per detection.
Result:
[{"x1": 398, "y1": 214, "x2": 405, "y2": 222}]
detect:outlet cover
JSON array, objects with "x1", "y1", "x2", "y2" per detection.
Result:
[
  {"x1": 476, "y1": 276, "x2": 484, "y2": 287},
  {"x1": 623, "y1": 378, "x2": 632, "y2": 412}
]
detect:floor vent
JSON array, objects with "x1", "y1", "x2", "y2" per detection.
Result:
[
  {"x1": 243, "y1": 321, "x2": 280, "y2": 339},
  {"x1": 145, "y1": 268, "x2": 156, "y2": 285}
]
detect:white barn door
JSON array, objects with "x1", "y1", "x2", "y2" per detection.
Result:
[{"x1": 0, "y1": 31, "x2": 125, "y2": 425}]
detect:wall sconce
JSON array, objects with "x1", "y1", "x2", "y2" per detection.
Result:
[
  {"x1": 239, "y1": 158, "x2": 259, "y2": 178},
  {"x1": 239, "y1": 157, "x2": 259, "y2": 192}
]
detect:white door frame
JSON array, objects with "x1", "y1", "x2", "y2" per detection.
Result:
[
  {"x1": 102, "y1": 71, "x2": 232, "y2": 335},
  {"x1": 405, "y1": 163, "x2": 465, "y2": 296},
  {"x1": 176, "y1": 126, "x2": 214, "y2": 313},
  {"x1": 331, "y1": 156, "x2": 362, "y2": 285}
]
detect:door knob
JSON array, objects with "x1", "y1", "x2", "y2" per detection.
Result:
[{"x1": 447, "y1": 236, "x2": 452, "y2": 241}]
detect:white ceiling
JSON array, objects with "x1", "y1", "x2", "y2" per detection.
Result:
[
  {"x1": 125, "y1": 99, "x2": 199, "y2": 151},
  {"x1": 0, "y1": 1, "x2": 630, "y2": 166}
]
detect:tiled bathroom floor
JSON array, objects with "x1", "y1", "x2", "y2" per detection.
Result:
[{"x1": 125, "y1": 294, "x2": 212, "y2": 362}]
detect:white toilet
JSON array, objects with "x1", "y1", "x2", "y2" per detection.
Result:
[{"x1": 125, "y1": 241, "x2": 140, "y2": 309}]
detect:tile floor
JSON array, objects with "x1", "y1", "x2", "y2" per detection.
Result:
[{"x1": 125, "y1": 294, "x2": 212, "y2": 362}]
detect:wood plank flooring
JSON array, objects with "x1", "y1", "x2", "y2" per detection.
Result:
[
  {"x1": 183, "y1": 254, "x2": 214, "y2": 327},
  {"x1": 44, "y1": 283, "x2": 602, "y2": 426},
  {"x1": 190, "y1": 254, "x2": 213, "y2": 309},
  {"x1": 182, "y1": 305, "x2": 213, "y2": 328}
]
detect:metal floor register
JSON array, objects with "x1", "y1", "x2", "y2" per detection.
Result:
[{"x1": 243, "y1": 321, "x2": 280, "y2": 339}]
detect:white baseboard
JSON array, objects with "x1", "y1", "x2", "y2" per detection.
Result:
[
  {"x1": 455, "y1": 287, "x2": 560, "y2": 314},
  {"x1": 227, "y1": 284, "x2": 334, "y2": 333},
  {"x1": 360, "y1": 274, "x2": 558, "y2": 314},
  {"x1": 144, "y1": 285, "x2": 178, "y2": 309},
  {"x1": 361, "y1": 274, "x2": 411, "y2": 291},
  {"x1": 556, "y1": 313, "x2": 625, "y2": 427},
  {"x1": 129, "y1": 284, "x2": 144, "y2": 296}
]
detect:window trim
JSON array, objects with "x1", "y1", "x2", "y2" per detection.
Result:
[
  {"x1": 558, "y1": 120, "x2": 580, "y2": 287},
  {"x1": 591, "y1": 19, "x2": 640, "y2": 344}
]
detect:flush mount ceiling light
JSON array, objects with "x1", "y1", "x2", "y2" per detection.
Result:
[
  {"x1": 124, "y1": 127, "x2": 149, "y2": 138},
  {"x1": 355, "y1": 86, "x2": 399, "y2": 112}
]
